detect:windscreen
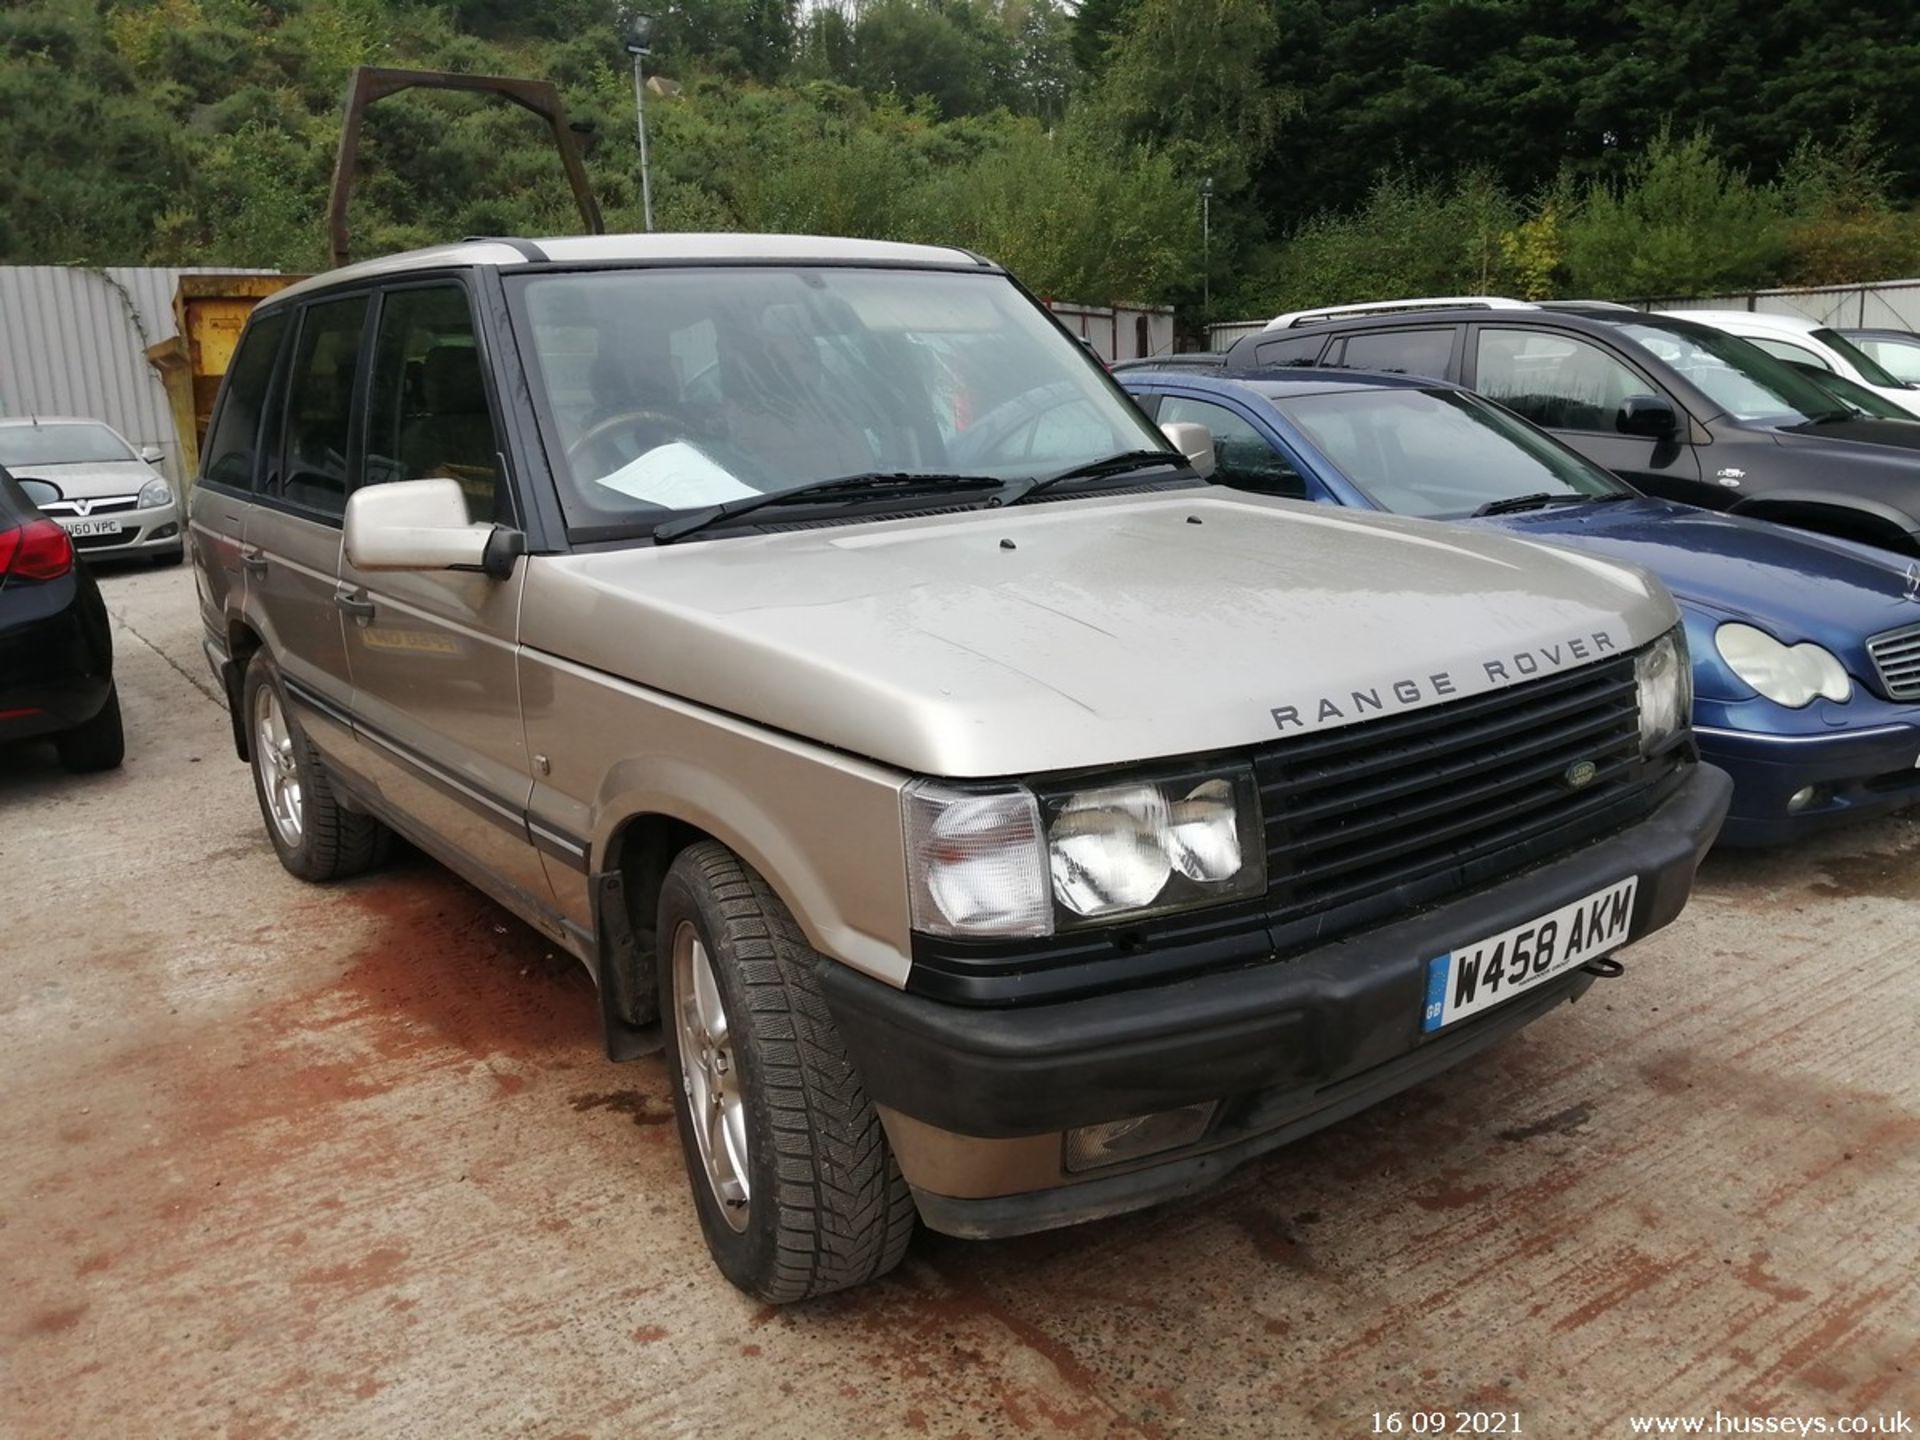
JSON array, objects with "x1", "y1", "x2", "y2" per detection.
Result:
[
  {"x1": 1273, "y1": 387, "x2": 1626, "y2": 519},
  {"x1": 1618, "y1": 322, "x2": 1845, "y2": 424},
  {"x1": 0, "y1": 423, "x2": 136, "y2": 466},
  {"x1": 511, "y1": 266, "x2": 1165, "y2": 530}
]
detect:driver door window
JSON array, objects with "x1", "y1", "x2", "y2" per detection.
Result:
[
  {"x1": 1158, "y1": 395, "x2": 1306, "y2": 498},
  {"x1": 364, "y1": 285, "x2": 507, "y2": 523},
  {"x1": 1475, "y1": 329, "x2": 1649, "y2": 432}
]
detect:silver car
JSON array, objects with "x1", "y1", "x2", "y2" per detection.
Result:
[
  {"x1": 191, "y1": 234, "x2": 1730, "y2": 1302},
  {"x1": 0, "y1": 417, "x2": 184, "y2": 564}
]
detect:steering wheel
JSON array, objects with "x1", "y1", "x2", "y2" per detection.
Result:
[{"x1": 565, "y1": 408, "x2": 685, "y2": 478}]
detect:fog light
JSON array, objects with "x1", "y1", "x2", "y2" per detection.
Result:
[
  {"x1": 1787, "y1": 784, "x2": 1826, "y2": 814},
  {"x1": 1064, "y1": 1101, "x2": 1218, "y2": 1173},
  {"x1": 151, "y1": 522, "x2": 179, "y2": 540}
]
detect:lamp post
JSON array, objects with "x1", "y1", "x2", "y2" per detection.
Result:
[
  {"x1": 1201, "y1": 176, "x2": 1213, "y2": 316},
  {"x1": 623, "y1": 11, "x2": 656, "y2": 232}
]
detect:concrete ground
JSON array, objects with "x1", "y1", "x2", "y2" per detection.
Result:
[{"x1": 2, "y1": 563, "x2": 1915, "y2": 1440}]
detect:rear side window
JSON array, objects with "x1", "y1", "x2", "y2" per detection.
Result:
[
  {"x1": 272, "y1": 297, "x2": 368, "y2": 518},
  {"x1": 1158, "y1": 394, "x2": 1306, "y2": 499},
  {"x1": 1252, "y1": 333, "x2": 1329, "y2": 367},
  {"x1": 364, "y1": 284, "x2": 509, "y2": 524},
  {"x1": 1475, "y1": 328, "x2": 1650, "y2": 432},
  {"x1": 1333, "y1": 328, "x2": 1455, "y2": 380},
  {"x1": 201, "y1": 309, "x2": 288, "y2": 490}
]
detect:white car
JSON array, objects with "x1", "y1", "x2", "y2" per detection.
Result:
[
  {"x1": 0, "y1": 417, "x2": 185, "y2": 564},
  {"x1": 1657, "y1": 310, "x2": 1920, "y2": 419}
]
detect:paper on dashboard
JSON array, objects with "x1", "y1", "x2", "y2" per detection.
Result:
[{"x1": 595, "y1": 441, "x2": 761, "y2": 509}]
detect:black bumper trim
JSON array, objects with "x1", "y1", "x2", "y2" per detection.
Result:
[
  {"x1": 912, "y1": 967, "x2": 1594, "y2": 1239},
  {"x1": 820, "y1": 762, "x2": 1729, "y2": 1139}
]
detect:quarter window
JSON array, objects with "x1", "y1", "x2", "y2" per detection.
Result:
[
  {"x1": 201, "y1": 310, "x2": 288, "y2": 491},
  {"x1": 1855, "y1": 334, "x2": 1920, "y2": 384},
  {"x1": 274, "y1": 297, "x2": 368, "y2": 518},
  {"x1": 1158, "y1": 395, "x2": 1306, "y2": 498},
  {"x1": 365, "y1": 285, "x2": 507, "y2": 524},
  {"x1": 1475, "y1": 329, "x2": 1651, "y2": 432},
  {"x1": 1252, "y1": 333, "x2": 1329, "y2": 367}
]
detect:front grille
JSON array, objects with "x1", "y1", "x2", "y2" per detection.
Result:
[
  {"x1": 1256, "y1": 653, "x2": 1646, "y2": 923},
  {"x1": 71, "y1": 530, "x2": 137, "y2": 550},
  {"x1": 908, "y1": 651, "x2": 1674, "y2": 1006},
  {"x1": 1867, "y1": 621, "x2": 1920, "y2": 700},
  {"x1": 41, "y1": 496, "x2": 139, "y2": 517}
]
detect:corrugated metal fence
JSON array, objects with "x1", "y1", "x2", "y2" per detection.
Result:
[
  {"x1": 0, "y1": 265, "x2": 276, "y2": 486},
  {"x1": 1648, "y1": 278, "x2": 1920, "y2": 329}
]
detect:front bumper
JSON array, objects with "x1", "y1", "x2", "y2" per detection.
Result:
[
  {"x1": 1696, "y1": 696, "x2": 1920, "y2": 846},
  {"x1": 820, "y1": 762, "x2": 1731, "y2": 1237},
  {"x1": 57, "y1": 502, "x2": 183, "y2": 560}
]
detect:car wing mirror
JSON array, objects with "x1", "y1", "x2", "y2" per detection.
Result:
[
  {"x1": 139, "y1": 443, "x2": 164, "y2": 464},
  {"x1": 1618, "y1": 394, "x2": 1678, "y2": 439},
  {"x1": 1160, "y1": 421, "x2": 1217, "y2": 477},
  {"x1": 16, "y1": 477, "x2": 59, "y2": 507},
  {"x1": 344, "y1": 479, "x2": 521, "y2": 578}
]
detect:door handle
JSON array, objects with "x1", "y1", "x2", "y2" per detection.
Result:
[
  {"x1": 333, "y1": 588, "x2": 376, "y2": 623},
  {"x1": 239, "y1": 546, "x2": 268, "y2": 575}
]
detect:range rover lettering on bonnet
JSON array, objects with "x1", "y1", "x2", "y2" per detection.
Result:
[{"x1": 1271, "y1": 629, "x2": 1621, "y2": 733}]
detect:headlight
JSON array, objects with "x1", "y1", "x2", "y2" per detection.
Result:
[
  {"x1": 903, "y1": 764, "x2": 1264, "y2": 936},
  {"x1": 1039, "y1": 762, "x2": 1264, "y2": 926},
  {"x1": 1713, "y1": 622, "x2": 1851, "y2": 708},
  {"x1": 1636, "y1": 627, "x2": 1692, "y2": 755},
  {"x1": 903, "y1": 785, "x2": 1051, "y2": 938},
  {"x1": 138, "y1": 475, "x2": 174, "y2": 510}
]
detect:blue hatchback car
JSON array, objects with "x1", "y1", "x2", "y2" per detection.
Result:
[{"x1": 1120, "y1": 365, "x2": 1920, "y2": 846}]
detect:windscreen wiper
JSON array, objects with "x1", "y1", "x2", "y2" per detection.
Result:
[
  {"x1": 1471, "y1": 492, "x2": 1574, "y2": 517},
  {"x1": 652, "y1": 472, "x2": 1005, "y2": 543},
  {"x1": 988, "y1": 449, "x2": 1187, "y2": 508}
]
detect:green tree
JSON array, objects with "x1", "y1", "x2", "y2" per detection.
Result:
[{"x1": 1563, "y1": 126, "x2": 1787, "y2": 298}]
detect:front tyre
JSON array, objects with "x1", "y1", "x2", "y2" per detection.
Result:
[
  {"x1": 242, "y1": 653, "x2": 389, "y2": 882},
  {"x1": 658, "y1": 842, "x2": 915, "y2": 1302}
]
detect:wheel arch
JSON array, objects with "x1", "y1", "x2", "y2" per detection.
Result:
[
  {"x1": 222, "y1": 615, "x2": 266, "y2": 761},
  {"x1": 1729, "y1": 493, "x2": 1920, "y2": 555}
]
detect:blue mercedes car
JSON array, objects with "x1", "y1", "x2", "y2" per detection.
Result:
[{"x1": 1119, "y1": 365, "x2": 1920, "y2": 846}]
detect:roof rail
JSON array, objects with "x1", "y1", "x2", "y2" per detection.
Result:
[
  {"x1": 1263, "y1": 296, "x2": 1535, "y2": 331},
  {"x1": 1537, "y1": 299, "x2": 1637, "y2": 312}
]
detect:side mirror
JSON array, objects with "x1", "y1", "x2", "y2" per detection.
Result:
[
  {"x1": 345, "y1": 479, "x2": 517, "y2": 577},
  {"x1": 16, "y1": 477, "x2": 59, "y2": 508},
  {"x1": 1160, "y1": 421, "x2": 1217, "y2": 478},
  {"x1": 139, "y1": 443, "x2": 164, "y2": 464},
  {"x1": 1618, "y1": 394, "x2": 1678, "y2": 439}
]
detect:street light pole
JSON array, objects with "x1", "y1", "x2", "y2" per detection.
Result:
[
  {"x1": 1201, "y1": 176, "x2": 1213, "y2": 316},
  {"x1": 624, "y1": 12, "x2": 656, "y2": 232}
]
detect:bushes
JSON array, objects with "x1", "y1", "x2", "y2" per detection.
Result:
[{"x1": 1238, "y1": 122, "x2": 1920, "y2": 316}]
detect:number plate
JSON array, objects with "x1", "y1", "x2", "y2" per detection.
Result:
[
  {"x1": 60, "y1": 518, "x2": 122, "y2": 538},
  {"x1": 1421, "y1": 877, "x2": 1638, "y2": 1033}
]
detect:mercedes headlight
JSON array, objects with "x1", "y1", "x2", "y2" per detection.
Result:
[
  {"x1": 903, "y1": 764, "x2": 1264, "y2": 936},
  {"x1": 1713, "y1": 622, "x2": 1851, "y2": 708},
  {"x1": 138, "y1": 474, "x2": 174, "y2": 510},
  {"x1": 1636, "y1": 627, "x2": 1692, "y2": 755}
]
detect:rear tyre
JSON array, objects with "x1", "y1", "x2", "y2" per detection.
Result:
[
  {"x1": 56, "y1": 685, "x2": 125, "y2": 773},
  {"x1": 658, "y1": 842, "x2": 915, "y2": 1302},
  {"x1": 242, "y1": 653, "x2": 389, "y2": 882}
]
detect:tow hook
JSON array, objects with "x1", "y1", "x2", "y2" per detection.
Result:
[{"x1": 1581, "y1": 956, "x2": 1625, "y2": 979}]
